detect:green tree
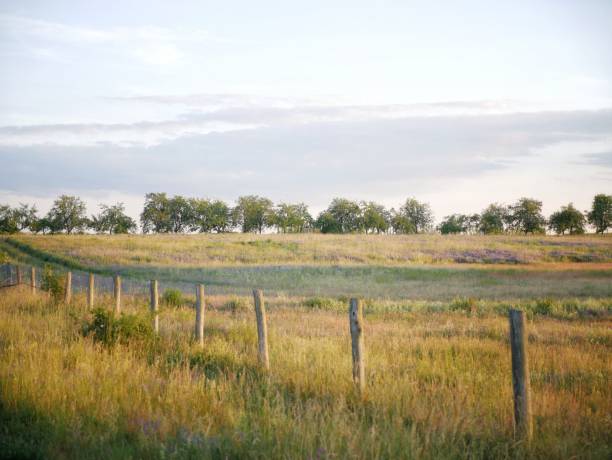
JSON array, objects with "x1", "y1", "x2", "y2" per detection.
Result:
[
  {"x1": 168, "y1": 195, "x2": 193, "y2": 233},
  {"x1": 140, "y1": 193, "x2": 172, "y2": 233},
  {"x1": 273, "y1": 203, "x2": 313, "y2": 233},
  {"x1": 0, "y1": 205, "x2": 18, "y2": 234},
  {"x1": 479, "y1": 204, "x2": 508, "y2": 234},
  {"x1": 232, "y1": 195, "x2": 274, "y2": 233},
  {"x1": 438, "y1": 214, "x2": 469, "y2": 234},
  {"x1": 90, "y1": 203, "x2": 137, "y2": 234},
  {"x1": 587, "y1": 194, "x2": 612, "y2": 234},
  {"x1": 392, "y1": 198, "x2": 433, "y2": 234},
  {"x1": 46, "y1": 195, "x2": 87, "y2": 234},
  {"x1": 507, "y1": 198, "x2": 546, "y2": 234},
  {"x1": 548, "y1": 203, "x2": 585, "y2": 235},
  {"x1": 361, "y1": 202, "x2": 390, "y2": 234},
  {"x1": 0, "y1": 203, "x2": 38, "y2": 234},
  {"x1": 189, "y1": 198, "x2": 231, "y2": 233},
  {"x1": 315, "y1": 198, "x2": 362, "y2": 234}
]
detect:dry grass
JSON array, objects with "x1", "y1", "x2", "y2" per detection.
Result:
[{"x1": 1, "y1": 288, "x2": 610, "y2": 459}]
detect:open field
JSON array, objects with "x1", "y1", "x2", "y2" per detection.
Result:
[{"x1": 1, "y1": 289, "x2": 610, "y2": 459}]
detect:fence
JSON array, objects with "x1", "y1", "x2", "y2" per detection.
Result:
[{"x1": 0, "y1": 262, "x2": 534, "y2": 442}]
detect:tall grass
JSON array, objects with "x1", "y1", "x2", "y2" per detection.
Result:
[{"x1": 1, "y1": 288, "x2": 610, "y2": 459}]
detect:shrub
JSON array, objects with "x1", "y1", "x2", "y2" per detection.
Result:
[
  {"x1": 222, "y1": 297, "x2": 251, "y2": 314},
  {"x1": 533, "y1": 298, "x2": 556, "y2": 316},
  {"x1": 84, "y1": 308, "x2": 153, "y2": 347},
  {"x1": 162, "y1": 288, "x2": 184, "y2": 307},
  {"x1": 40, "y1": 264, "x2": 65, "y2": 302},
  {"x1": 449, "y1": 297, "x2": 478, "y2": 315},
  {"x1": 304, "y1": 296, "x2": 343, "y2": 311}
]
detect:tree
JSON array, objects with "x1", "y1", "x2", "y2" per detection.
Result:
[
  {"x1": 587, "y1": 194, "x2": 612, "y2": 234},
  {"x1": 30, "y1": 216, "x2": 53, "y2": 234},
  {"x1": 361, "y1": 202, "x2": 390, "y2": 234},
  {"x1": 232, "y1": 195, "x2": 274, "y2": 233},
  {"x1": 0, "y1": 203, "x2": 38, "y2": 234},
  {"x1": 315, "y1": 198, "x2": 362, "y2": 234},
  {"x1": 189, "y1": 198, "x2": 232, "y2": 233},
  {"x1": 273, "y1": 203, "x2": 313, "y2": 233},
  {"x1": 90, "y1": 203, "x2": 137, "y2": 234},
  {"x1": 392, "y1": 198, "x2": 433, "y2": 234},
  {"x1": 140, "y1": 193, "x2": 172, "y2": 233},
  {"x1": 46, "y1": 195, "x2": 87, "y2": 234},
  {"x1": 0, "y1": 205, "x2": 18, "y2": 234},
  {"x1": 438, "y1": 214, "x2": 470, "y2": 234},
  {"x1": 548, "y1": 203, "x2": 585, "y2": 235},
  {"x1": 479, "y1": 204, "x2": 509, "y2": 234},
  {"x1": 168, "y1": 195, "x2": 193, "y2": 233},
  {"x1": 507, "y1": 198, "x2": 546, "y2": 234}
]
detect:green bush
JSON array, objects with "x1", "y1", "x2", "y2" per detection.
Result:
[
  {"x1": 83, "y1": 308, "x2": 153, "y2": 347},
  {"x1": 40, "y1": 264, "x2": 65, "y2": 302},
  {"x1": 449, "y1": 297, "x2": 478, "y2": 314},
  {"x1": 222, "y1": 297, "x2": 251, "y2": 314},
  {"x1": 162, "y1": 288, "x2": 183, "y2": 307},
  {"x1": 304, "y1": 296, "x2": 342, "y2": 311},
  {"x1": 533, "y1": 298, "x2": 556, "y2": 316}
]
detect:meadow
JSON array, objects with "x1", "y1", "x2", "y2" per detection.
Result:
[{"x1": 0, "y1": 233, "x2": 611, "y2": 459}]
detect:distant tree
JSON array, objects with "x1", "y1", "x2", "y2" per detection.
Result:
[
  {"x1": 587, "y1": 194, "x2": 612, "y2": 234},
  {"x1": 232, "y1": 195, "x2": 274, "y2": 233},
  {"x1": 0, "y1": 203, "x2": 38, "y2": 234},
  {"x1": 548, "y1": 203, "x2": 585, "y2": 235},
  {"x1": 140, "y1": 193, "x2": 172, "y2": 233},
  {"x1": 392, "y1": 198, "x2": 433, "y2": 234},
  {"x1": 273, "y1": 203, "x2": 313, "y2": 233},
  {"x1": 479, "y1": 204, "x2": 509, "y2": 234},
  {"x1": 0, "y1": 205, "x2": 18, "y2": 234},
  {"x1": 30, "y1": 216, "x2": 53, "y2": 234},
  {"x1": 168, "y1": 195, "x2": 193, "y2": 233},
  {"x1": 189, "y1": 198, "x2": 232, "y2": 233},
  {"x1": 315, "y1": 198, "x2": 362, "y2": 234},
  {"x1": 507, "y1": 198, "x2": 546, "y2": 234},
  {"x1": 46, "y1": 195, "x2": 87, "y2": 234},
  {"x1": 361, "y1": 201, "x2": 390, "y2": 234},
  {"x1": 90, "y1": 203, "x2": 137, "y2": 234},
  {"x1": 438, "y1": 214, "x2": 469, "y2": 234}
]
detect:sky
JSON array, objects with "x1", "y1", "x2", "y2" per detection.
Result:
[{"x1": 1, "y1": 0, "x2": 611, "y2": 222}]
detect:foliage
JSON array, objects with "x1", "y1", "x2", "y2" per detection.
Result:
[
  {"x1": 46, "y1": 195, "x2": 88, "y2": 234},
  {"x1": 0, "y1": 203, "x2": 38, "y2": 234},
  {"x1": 140, "y1": 192, "x2": 172, "y2": 233},
  {"x1": 548, "y1": 203, "x2": 585, "y2": 235},
  {"x1": 507, "y1": 198, "x2": 546, "y2": 234},
  {"x1": 189, "y1": 198, "x2": 232, "y2": 233},
  {"x1": 162, "y1": 288, "x2": 184, "y2": 307},
  {"x1": 90, "y1": 202, "x2": 137, "y2": 234},
  {"x1": 479, "y1": 203, "x2": 509, "y2": 234},
  {"x1": 315, "y1": 198, "x2": 363, "y2": 233},
  {"x1": 272, "y1": 203, "x2": 313, "y2": 233},
  {"x1": 40, "y1": 264, "x2": 65, "y2": 301},
  {"x1": 361, "y1": 201, "x2": 390, "y2": 234},
  {"x1": 303, "y1": 296, "x2": 343, "y2": 311},
  {"x1": 232, "y1": 195, "x2": 274, "y2": 233},
  {"x1": 438, "y1": 214, "x2": 479, "y2": 235},
  {"x1": 392, "y1": 198, "x2": 434, "y2": 234},
  {"x1": 587, "y1": 193, "x2": 611, "y2": 234},
  {"x1": 83, "y1": 308, "x2": 154, "y2": 347}
]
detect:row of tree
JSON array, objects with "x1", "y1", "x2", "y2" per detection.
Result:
[{"x1": 0, "y1": 193, "x2": 610, "y2": 235}]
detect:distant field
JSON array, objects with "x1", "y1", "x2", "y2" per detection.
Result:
[{"x1": 2, "y1": 234, "x2": 611, "y2": 301}]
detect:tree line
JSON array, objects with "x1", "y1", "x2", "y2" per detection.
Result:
[{"x1": 0, "y1": 193, "x2": 610, "y2": 235}]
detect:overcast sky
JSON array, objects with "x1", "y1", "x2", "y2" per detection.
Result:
[{"x1": 1, "y1": 0, "x2": 611, "y2": 221}]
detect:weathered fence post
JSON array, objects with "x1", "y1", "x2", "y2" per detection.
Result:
[
  {"x1": 16, "y1": 266, "x2": 22, "y2": 285},
  {"x1": 349, "y1": 298, "x2": 365, "y2": 393},
  {"x1": 64, "y1": 271, "x2": 72, "y2": 304},
  {"x1": 113, "y1": 275, "x2": 121, "y2": 314},
  {"x1": 150, "y1": 280, "x2": 159, "y2": 333},
  {"x1": 509, "y1": 309, "x2": 533, "y2": 442},
  {"x1": 30, "y1": 267, "x2": 36, "y2": 293},
  {"x1": 195, "y1": 284, "x2": 205, "y2": 346},
  {"x1": 252, "y1": 289, "x2": 270, "y2": 370},
  {"x1": 87, "y1": 273, "x2": 95, "y2": 309}
]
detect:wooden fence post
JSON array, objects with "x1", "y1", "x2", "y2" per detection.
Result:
[
  {"x1": 195, "y1": 284, "x2": 205, "y2": 346},
  {"x1": 509, "y1": 309, "x2": 533, "y2": 442},
  {"x1": 349, "y1": 298, "x2": 365, "y2": 393},
  {"x1": 64, "y1": 271, "x2": 72, "y2": 304},
  {"x1": 16, "y1": 266, "x2": 22, "y2": 285},
  {"x1": 87, "y1": 273, "x2": 95, "y2": 309},
  {"x1": 30, "y1": 267, "x2": 36, "y2": 293},
  {"x1": 252, "y1": 289, "x2": 270, "y2": 370},
  {"x1": 113, "y1": 275, "x2": 121, "y2": 314},
  {"x1": 150, "y1": 280, "x2": 159, "y2": 333}
]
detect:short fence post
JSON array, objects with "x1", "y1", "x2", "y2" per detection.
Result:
[
  {"x1": 64, "y1": 271, "x2": 72, "y2": 304},
  {"x1": 87, "y1": 273, "x2": 95, "y2": 309},
  {"x1": 16, "y1": 266, "x2": 22, "y2": 285},
  {"x1": 349, "y1": 298, "x2": 365, "y2": 393},
  {"x1": 195, "y1": 284, "x2": 205, "y2": 346},
  {"x1": 150, "y1": 280, "x2": 159, "y2": 333},
  {"x1": 30, "y1": 267, "x2": 36, "y2": 293},
  {"x1": 252, "y1": 289, "x2": 270, "y2": 370},
  {"x1": 509, "y1": 309, "x2": 533, "y2": 442},
  {"x1": 113, "y1": 275, "x2": 121, "y2": 314}
]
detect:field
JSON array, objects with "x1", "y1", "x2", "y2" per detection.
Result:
[{"x1": 1, "y1": 234, "x2": 611, "y2": 459}]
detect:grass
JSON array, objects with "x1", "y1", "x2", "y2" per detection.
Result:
[{"x1": 1, "y1": 288, "x2": 611, "y2": 459}]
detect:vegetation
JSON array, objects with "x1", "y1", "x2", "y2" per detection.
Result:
[
  {"x1": 587, "y1": 194, "x2": 612, "y2": 234},
  {"x1": 549, "y1": 203, "x2": 586, "y2": 235}
]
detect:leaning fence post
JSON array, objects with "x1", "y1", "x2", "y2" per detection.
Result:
[
  {"x1": 509, "y1": 309, "x2": 533, "y2": 442},
  {"x1": 64, "y1": 271, "x2": 72, "y2": 304},
  {"x1": 195, "y1": 284, "x2": 205, "y2": 346},
  {"x1": 113, "y1": 275, "x2": 121, "y2": 314},
  {"x1": 252, "y1": 289, "x2": 270, "y2": 370},
  {"x1": 150, "y1": 280, "x2": 159, "y2": 333},
  {"x1": 30, "y1": 267, "x2": 36, "y2": 293},
  {"x1": 349, "y1": 298, "x2": 365, "y2": 393},
  {"x1": 16, "y1": 266, "x2": 22, "y2": 285},
  {"x1": 87, "y1": 273, "x2": 95, "y2": 309}
]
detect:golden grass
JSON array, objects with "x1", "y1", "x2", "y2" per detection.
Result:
[{"x1": 1, "y1": 287, "x2": 610, "y2": 459}]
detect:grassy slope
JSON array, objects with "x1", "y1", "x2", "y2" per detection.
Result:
[{"x1": 1, "y1": 289, "x2": 610, "y2": 459}]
